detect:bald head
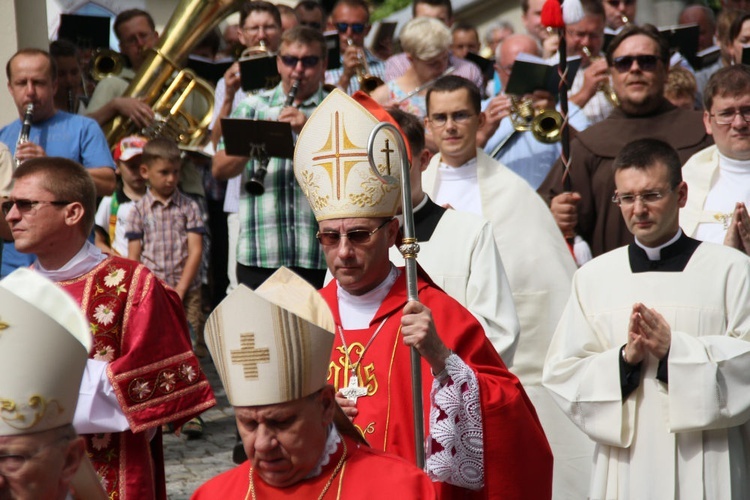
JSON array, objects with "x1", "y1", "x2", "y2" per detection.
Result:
[
  {"x1": 496, "y1": 34, "x2": 540, "y2": 87},
  {"x1": 679, "y1": 5, "x2": 716, "y2": 52}
]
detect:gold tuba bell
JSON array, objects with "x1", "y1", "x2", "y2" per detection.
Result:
[
  {"x1": 102, "y1": 0, "x2": 244, "y2": 148},
  {"x1": 509, "y1": 96, "x2": 563, "y2": 143}
]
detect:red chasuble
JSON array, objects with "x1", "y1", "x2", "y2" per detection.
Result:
[
  {"x1": 59, "y1": 256, "x2": 216, "y2": 500},
  {"x1": 320, "y1": 270, "x2": 553, "y2": 499},
  {"x1": 191, "y1": 434, "x2": 436, "y2": 499}
]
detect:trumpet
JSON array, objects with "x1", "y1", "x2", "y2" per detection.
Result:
[
  {"x1": 582, "y1": 47, "x2": 620, "y2": 107},
  {"x1": 15, "y1": 104, "x2": 34, "y2": 169},
  {"x1": 89, "y1": 48, "x2": 125, "y2": 81},
  {"x1": 245, "y1": 79, "x2": 299, "y2": 196},
  {"x1": 240, "y1": 40, "x2": 270, "y2": 59},
  {"x1": 509, "y1": 96, "x2": 562, "y2": 144},
  {"x1": 347, "y1": 38, "x2": 384, "y2": 94}
]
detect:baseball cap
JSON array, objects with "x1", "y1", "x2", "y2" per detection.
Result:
[{"x1": 114, "y1": 135, "x2": 147, "y2": 162}]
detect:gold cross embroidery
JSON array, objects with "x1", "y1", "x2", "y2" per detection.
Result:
[
  {"x1": 230, "y1": 333, "x2": 271, "y2": 380},
  {"x1": 312, "y1": 111, "x2": 369, "y2": 200}
]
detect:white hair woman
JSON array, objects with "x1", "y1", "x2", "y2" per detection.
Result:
[{"x1": 370, "y1": 17, "x2": 452, "y2": 120}]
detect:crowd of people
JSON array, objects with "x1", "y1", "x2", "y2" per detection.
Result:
[{"x1": 1, "y1": 0, "x2": 750, "y2": 498}]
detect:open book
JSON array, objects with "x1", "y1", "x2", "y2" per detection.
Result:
[{"x1": 505, "y1": 53, "x2": 581, "y2": 97}]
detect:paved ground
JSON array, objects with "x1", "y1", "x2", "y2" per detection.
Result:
[{"x1": 163, "y1": 356, "x2": 237, "y2": 499}]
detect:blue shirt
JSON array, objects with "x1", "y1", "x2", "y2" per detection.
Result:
[{"x1": 0, "y1": 111, "x2": 115, "y2": 277}]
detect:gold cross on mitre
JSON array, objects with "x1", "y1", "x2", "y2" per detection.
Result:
[
  {"x1": 312, "y1": 110, "x2": 370, "y2": 200},
  {"x1": 230, "y1": 332, "x2": 271, "y2": 380}
]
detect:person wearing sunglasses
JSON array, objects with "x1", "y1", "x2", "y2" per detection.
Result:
[
  {"x1": 681, "y1": 65, "x2": 750, "y2": 254},
  {"x1": 545, "y1": 137, "x2": 750, "y2": 500},
  {"x1": 603, "y1": 0, "x2": 636, "y2": 32},
  {"x1": 294, "y1": 88, "x2": 554, "y2": 499},
  {"x1": 539, "y1": 24, "x2": 713, "y2": 259},
  {"x1": 213, "y1": 25, "x2": 329, "y2": 292},
  {"x1": 324, "y1": 0, "x2": 386, "y2": 96}
]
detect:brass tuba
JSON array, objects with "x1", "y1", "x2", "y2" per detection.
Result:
[
  {"x1": 103, "y1": 0, "x2": 244, "y2": 148},
  {"x1": 509, "y1": 96, "x2": 563, "y2": 143}
]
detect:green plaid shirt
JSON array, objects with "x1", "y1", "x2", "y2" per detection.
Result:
[{"x1": 218, "y1": 83, "x2": 327, "y2": 270}]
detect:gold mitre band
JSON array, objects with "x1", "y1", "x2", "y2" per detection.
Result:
[
  {"x1": 294, "y1": 88, "x2": 403, "y2": 221},
  {"x1": 0, "y1": 269, "x2": 92, "y2": 436},
  {"x1": 205, "y1": 267, "x2": 336, "y2": 407}
]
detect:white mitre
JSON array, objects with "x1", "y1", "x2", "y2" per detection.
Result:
[
  {"x1": 205, "y1": 267, "x2": 336, "y2": 406},
  {"x1": 0, "y1": 269, "x2": 92, "y2": 435},
  {"x1": 293, "y1": 88, "x2": 404, "y2": 221}
]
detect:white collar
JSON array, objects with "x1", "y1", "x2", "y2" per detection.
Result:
[
  {"x1": 634, "y1": 229, "x2": 682, "y2": 261},
  {"x1": 34, "y1": 241, "x2": 107, "y2": 281},
  {"x1": 337, "y1": 266, "x2": 399, "y2": 329}
]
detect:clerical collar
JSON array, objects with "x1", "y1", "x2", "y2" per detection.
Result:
[
  {"x1": 628, "y1": 229, "x2": 701, "y2": 273},
  {"x1": 396, "y1": 195, "x2": 446, "y2": 242},
  {"x1": 34, "y1": 241, "x2": 107, "y2": 282},
  {"x1": 337, "y1": 265, "x2": 400, "y2": 329},
  {"x1": 438, "y1": 156, "x2": 478, "y2": 173},
  {"x1": 305, "y1": 424, "x2": 341, "y2": 479},
  {"x1": 718, "y1": 151, "x2": 750, "y2": 174},
  {"x1": 634, "y1": 229, "x2": 682, "y2": 261}
]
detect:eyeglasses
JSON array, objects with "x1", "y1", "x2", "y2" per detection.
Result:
[
  {"x1": 120, "y1": 31, "x2": 156, "y2": 48},
  {"x1": 0, "y1": 437, "x2": 69, "y2": 477},
  {"x1": 611, "y1": 189, "x2": 671, "y2": 206},
  {"x1": 566, "y1": 29, "x2": 603, "y2": 41},
  {"x1": 709, "y1": 107, "x2": 750, "y2": 125},
  {"x1": 335, "y1": 23, "x2": 367, "y2": 34},
  {"x1": 242, "y1": 24, "x2": 279, "y2": 35},
  {"x1": 606, "y1": 0, "x2": 635, "y2": 7},
  {"x1": 300, "y1": 21, "x2": 322, "y2": 30},
  {"x1": 1, "y1": 199, "x2": 71, "y2": 216},
  {"x1": 279, "y1": 54, "x2": 321, "y2": 68},
  {"x1": 428, "y1": 111, "x2": 475, "y2": 127},
  {"x1": 316, "y1": 219, "x2": 391, "y2": 245},
  {"x1": 612, "y1": 54, "x2": 660, "y2": 73}
]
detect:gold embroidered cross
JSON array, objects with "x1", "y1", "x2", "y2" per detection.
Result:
[
  {"x1": 230, "y1": 333, "x2": 271, "y2": 380},
  {"x1": 312, "y1": 111, "x2": 369, "y2": 200}
]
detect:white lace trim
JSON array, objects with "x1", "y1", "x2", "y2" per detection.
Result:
[
  {"x1": 305, "y1": 423, "x2": 341, "y2": 479},
  {"x1": 425, "y1": 353, "x2": 484, "y2": 490}
]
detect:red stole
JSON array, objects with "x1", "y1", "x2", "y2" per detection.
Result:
[{"x1": 59, "y1": 256, "x2": 215, "y2": 500}]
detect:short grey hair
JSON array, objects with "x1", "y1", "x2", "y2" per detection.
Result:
[{"x1": 485, "y1": 20, "x2": 514, "y2": 45}]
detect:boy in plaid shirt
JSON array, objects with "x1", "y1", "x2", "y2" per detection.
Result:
[{"x1": 125, "y1": 137, "x2": 207, "y2": 357}]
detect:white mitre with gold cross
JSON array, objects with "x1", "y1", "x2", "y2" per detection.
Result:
[
  {"x1": 294, "y1": 88, "x2": 404, "y2": 221},
  {"x1": 0, "y1": 269, "x2": 92, "y2": 436},
  {"x1": 205, "y1": 267, "x2": 336, "y2": 407}
]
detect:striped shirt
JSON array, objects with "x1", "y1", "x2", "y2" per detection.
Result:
[
  {"x1": 218, "y1": 83, "x2": 327, "y2": 271},
  {"x1": 125, "y1": 189, "x2": 205, "y2": 290}
]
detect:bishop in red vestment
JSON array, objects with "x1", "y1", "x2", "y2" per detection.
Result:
[{"x1": 293, "y1": 90, "x2": 553, "y2": 498}]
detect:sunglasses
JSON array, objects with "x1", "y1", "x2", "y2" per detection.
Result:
[
  {"x1": 1, "y1": 199, "x2": 71, "y2": 216},
  {"x1": 300, "y1": 21, "x2": 322, "y2": 30},
  {"x1": 279, "y1": 54, "x2": 321, "y2": 68},
  {"x1": 606, "y1": 0, "x2": 635, "y2": 6},
  {"x1": 612, "y1": 54, "x2": 660, "y2": 73},
  {"x1": 316, "y1": 219, "x2": 391, "y2": 246},
  {"x1": 336, "y1": 22, "x2": 366, "y2": 34}
]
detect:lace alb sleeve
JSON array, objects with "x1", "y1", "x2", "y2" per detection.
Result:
[{"x1": 425, "y1": 353, "x2": 484, "y2": 490}]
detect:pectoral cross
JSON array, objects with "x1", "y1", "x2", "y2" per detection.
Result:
[{"x1": 340, "y1": 374, "x2": 367, "y2": 402}]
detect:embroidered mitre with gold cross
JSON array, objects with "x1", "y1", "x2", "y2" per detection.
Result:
[
  {"x1": 294, "y1": 89, "x2": 404, "y2": 221},
  {"x1": 204, "y1": 267, "x2": 336, "y2": 407}
]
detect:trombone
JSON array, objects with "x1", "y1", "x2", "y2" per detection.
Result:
[{"x1": 489, "y1": 96, "x2": 562, "y2": 158}]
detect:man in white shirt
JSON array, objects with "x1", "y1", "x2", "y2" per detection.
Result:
[
  {"x1": 681, "y1": 65, "x2": 750, "y2": 252},
  {"x1": 422, "y1": 75, "x2": 591, "y2": 499}
]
